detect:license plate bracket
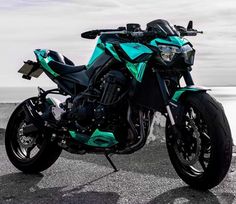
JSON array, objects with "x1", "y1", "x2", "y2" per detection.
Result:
[{"x1": 18, "y1": 60, "x2": 43, "y2": 79}]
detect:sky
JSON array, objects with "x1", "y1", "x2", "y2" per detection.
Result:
[{"x1": 0, "y1": 0, "x2": 236, "y2": 87}]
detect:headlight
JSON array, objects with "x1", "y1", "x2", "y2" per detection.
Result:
[
  {"x1": 181, "y1": 44, "x2": 195, "y2": 65},
  {"x1": 158, "y1": 44, "x2": 195, "y2": 64},
  {"x1": 158, "y1": 45, "x2": 181, "y2": 62}
]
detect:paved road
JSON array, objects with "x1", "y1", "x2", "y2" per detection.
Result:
[{"x1": 0, "y1": 129, "x2": 236, "y2": 204}]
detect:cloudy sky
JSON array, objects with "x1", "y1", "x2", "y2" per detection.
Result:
[{"x1": 0, "y1": 0, "x2": 236, "y2": 87}]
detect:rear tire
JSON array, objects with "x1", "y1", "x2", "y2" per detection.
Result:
[
  {"x1": 166, "y1": 92, "x2": 232, "y2": 190},
  {"x1": 5, "y1": 98, "x2": 62, "y2": 173}
]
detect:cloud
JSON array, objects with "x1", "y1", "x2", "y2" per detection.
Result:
[{"x1": 0, "y1": 0, "x2": 236, "y2": 87}]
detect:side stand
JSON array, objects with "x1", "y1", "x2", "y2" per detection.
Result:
[{"x1": 105, "y1": 153, "x2": 118, "y2": 172}]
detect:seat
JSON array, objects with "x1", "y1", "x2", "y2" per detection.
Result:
[
  {"x1": 49, "y1": 61, "x2": 86, "y2": 75},
  {"x1": 47, "y1": 50, "x2": 86, "y2": 75}
]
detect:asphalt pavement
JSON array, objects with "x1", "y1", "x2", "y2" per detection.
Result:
[{"x1": 0, "y1": 128, "x2": 236, "y2": 204}]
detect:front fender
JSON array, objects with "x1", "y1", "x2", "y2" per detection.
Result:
[{"x1": 172, "y1": 85, "x2": 210, "y2": 102}]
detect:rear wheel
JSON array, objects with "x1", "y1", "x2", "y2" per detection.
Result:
[
  {"x1": 5, "y1": 98, "x2": 62, "y2": 173},
  {"x1": 166, "y1": 92, "x2": 232, "y2": 190}
]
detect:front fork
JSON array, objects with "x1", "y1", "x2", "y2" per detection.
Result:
[{"x1": 155, "y1": 71, "x2": 194, "y2": 128}]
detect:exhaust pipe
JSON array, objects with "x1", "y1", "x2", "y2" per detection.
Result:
[{"x1": 117, "y1": 105, "x2": 147, "y2": 154}]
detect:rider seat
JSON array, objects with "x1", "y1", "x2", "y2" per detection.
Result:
[{"x1": 47, "y1": 50, "x2": 86, "y2": 75}]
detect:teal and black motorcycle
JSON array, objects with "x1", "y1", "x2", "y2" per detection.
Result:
[{"x1": 5, "y1": 19, "x2": 232, "y2": 189}]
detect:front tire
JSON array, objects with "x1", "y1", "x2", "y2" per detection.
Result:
[
  {"x1": 5, "y1": 98, "x2": 62, "y2": 173},
  {"x1": 166, "y1": 92, "x2": 232, "y2": 190}
]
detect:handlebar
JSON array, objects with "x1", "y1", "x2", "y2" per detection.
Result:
[
  {"x1": 180, "y1": 30, "x2": 203, "y2": 36},
  {"x1": 81, "y1": 29, "x2": 166, "y2": 39},
  {"x1": 81, "y1": 26, "x2": 203, "y2": 39},
  {"x1": 174, "y1": 25, "x2": 203, "y2": 37},
  {"x1": 81, "y1": 28, "x2": 126, "y2": 39}
]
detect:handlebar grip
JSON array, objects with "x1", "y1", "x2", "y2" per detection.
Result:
[
  {"x1": 185, "y1": 31, "x2": 197, "y2": 36},
  {"x1": 185, "y1": 30, "x2": 203, "y2": 36}
]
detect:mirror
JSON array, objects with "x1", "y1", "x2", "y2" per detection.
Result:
[
  {"x1": 187, "y1": 20, "x2": 193, "y2": 30},
  {"x1": 81, "y1": 30, "x2": 98, "y2": 39}
]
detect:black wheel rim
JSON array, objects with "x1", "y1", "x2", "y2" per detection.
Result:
[
  {"x1": 169, "y1": 105, "x2": 211, "y2": 177},
  {"x1": 10, "y1": 105, "x2": 45, "y2": 162}
]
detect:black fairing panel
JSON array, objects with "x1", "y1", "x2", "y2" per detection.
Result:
[
  {"x1": 62, "y1": 70, "x2": 89, "y2": 87},
  {"x1": 130, "y1": 66, "x2": 165, "y2": 112},
  {"x1": 56, "y1": 77, "x2": 75, "y2": 95},
  {"x1": 86, "y1": 53, "x2": 113, "y2": 79}
]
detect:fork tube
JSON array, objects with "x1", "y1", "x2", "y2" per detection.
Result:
[
  {"x1": 156, "y1": 72, "x2": 175, "y2": 126},
  {"x1": 155, "y1": 72, "x2": 169, "y2": 105},
  {"x1": 166, "y1": 105, "x2": 175, "y2": 125},
  {"x1": 183, "y1": 71, "x2": 194, "y2": 86}
]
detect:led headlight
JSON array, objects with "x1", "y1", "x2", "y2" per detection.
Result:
[
  {"x1": 158, "y1": 45, "x2": 181, "y2": 62},
  {"x1": 158, "y1": 44, "x2": 195, "y2": 64},
  {"x1": 181, "y1": 44, "x2": 195, "y2": 65}
]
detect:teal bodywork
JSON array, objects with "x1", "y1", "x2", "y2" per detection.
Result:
[
  {"x1": 34, "y1": 49, "x2": 59, "y2": 77},
  {"x1": 120, "y1": 43, "x2": 152, "y2": 60},
  {"x1": 87, "y1": 38, "x2": 153, "y2": 82},
  {"x1": 121, "y1": 43, "x2": 152, "y2": 82},
  {"x1": 87, "y1": 38, "x2": 106, "y2": 68},
  {"x1": 172, "y1": 86, "x2": 209, "y2": 102},
  {"x1": 34, "y1": 35, "x2": 188, "y2": 81},
  {"x1": 125, "y1": 61, "x2": 147, "y2": 82},
  {"x1": 69, "y1": 129, "x2": 118, "y2": 148},
  {"x1": 150, "y1": 36, "x2": 188, "y2": 47}
]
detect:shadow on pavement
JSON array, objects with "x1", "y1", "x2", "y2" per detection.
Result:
[
  {"x1": 1, "y1": 127, "x2": 177, "y2": 179},
  {"x1": 62, "y1": 141, "x2": 178, "y2": 179},
  {"x1": 148, "y1": 186, "x2": 235, "y2": 204},
  {"x1": 0, "y1": 172, "x2": 120, "y2": 204}
]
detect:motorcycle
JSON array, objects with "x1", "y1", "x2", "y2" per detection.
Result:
[{"x1": 5, "y1": 19, "x2": 232, "y2": 190}]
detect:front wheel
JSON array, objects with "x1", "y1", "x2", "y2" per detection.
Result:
[
  {"x1": 166, "y1": 92, "x2": 232, "y2": 190},
  {"x1": 5, "y1": 98, "x2": 62, "y2": 173}
]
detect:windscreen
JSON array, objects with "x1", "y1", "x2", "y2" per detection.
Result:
[{"x1": 146, "y1": 19, "x2": 178, "y2": 36}]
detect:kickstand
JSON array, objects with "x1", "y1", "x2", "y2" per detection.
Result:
[{"x1": 105, "y1": 153, "x2": 118, "y2": 172}]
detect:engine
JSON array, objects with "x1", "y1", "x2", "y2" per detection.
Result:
[
  {"x1": 100, "y1": 70, "x2": 128, "y2": 105},
  {"x1": 62, "y1": 70, "x2": 129, "y2": 131}
]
